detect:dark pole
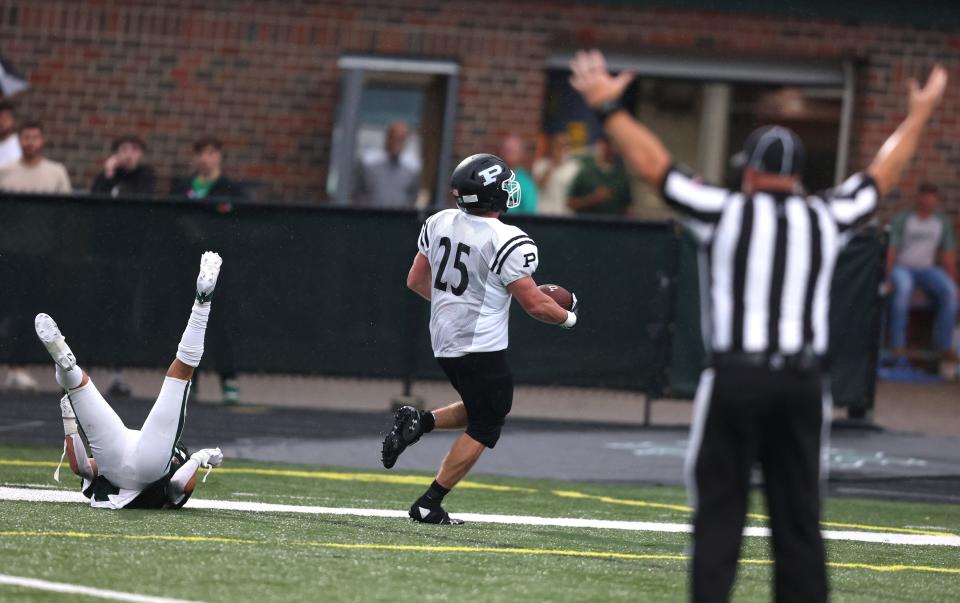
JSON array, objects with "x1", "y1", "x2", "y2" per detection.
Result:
[{"x1": 393, "y1": 208, "x2": 429, "y2": 410}]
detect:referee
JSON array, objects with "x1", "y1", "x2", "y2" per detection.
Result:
[{"x1": 570, "y1": 50, "x2": 947, "y2": 602}]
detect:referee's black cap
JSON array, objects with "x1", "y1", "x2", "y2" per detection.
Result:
[{"x1": 732, "y1": 125, "x2": 805, "y2": 177}]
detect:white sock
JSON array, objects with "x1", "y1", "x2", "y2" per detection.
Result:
[
  {"x1": 176, "y1": 301, "x2": 210, "y2": 367},
  {"x1": 56, "y1": 364, "x2": 83, "y2": 390}
]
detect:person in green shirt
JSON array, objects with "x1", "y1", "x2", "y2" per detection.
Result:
[
  {"x1": 567, "y1": 135, "x2": 632, "y2": 216},
  {"x1": 191, "y1": 176, "x2": 216, "y2": 198},
  {"x1": 171, "y1": 137, "x2": 248, "y2": 204},
  {"x1": 498, "y1": 134, "x2": 538, "y2": 214},
  {"x1": 170, "y1": 136, "x2": 248, "y2": 404}
]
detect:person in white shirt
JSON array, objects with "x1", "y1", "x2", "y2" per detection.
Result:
[
  {"x1": 353, "y1": 120, "x2": 421, "y2": 208},
  {"x1": 532, "y1": 132, "x2": 580, "y2": 216},
  {"x1": 0, "y1": 99, "x2": 21, "y2": 166},
  {"x1": 381, "y1": 153, "x2": 579, "y2": 525},
  {"x1": 0, "y1": 120, "x2": 71, "y2": 193},
  {"x1": 0, "y1": 102, "x2": 36, "y2": 391}
]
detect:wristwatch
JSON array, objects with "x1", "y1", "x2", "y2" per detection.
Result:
[{"x1": 593, "y1": 98, "x2": 624, "y2": 123}]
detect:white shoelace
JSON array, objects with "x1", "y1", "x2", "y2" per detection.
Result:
[{"x1": 53, "y1": 442, "x2": 67, "y2": 483}]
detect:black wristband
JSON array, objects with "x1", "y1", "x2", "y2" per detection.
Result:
[{"x1": 593, "y1": 98, "x2": 624, "y2": 123}]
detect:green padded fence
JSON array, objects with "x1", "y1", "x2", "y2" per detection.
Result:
[{"x1": 0, "y1": 194, "x2": 882, "y2": 409}]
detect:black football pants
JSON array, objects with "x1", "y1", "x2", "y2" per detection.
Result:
[{"x1": 687, "y1": 364, "x2": 828, "y2": 603}]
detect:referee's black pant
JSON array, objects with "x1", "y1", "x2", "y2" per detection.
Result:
[{"x1": 687, "y1": 362, "x2": 828, "y2": 603}]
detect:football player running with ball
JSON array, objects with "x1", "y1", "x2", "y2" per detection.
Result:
[
  {"x1": 35, "y1": 252, "x2": 225, "y2": 509},
  {"x1": 382, "y1": 154, "x2": 578, "y2": 525}
]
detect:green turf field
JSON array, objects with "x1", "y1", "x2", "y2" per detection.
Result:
[{"x1": 0, "y1": 443, "x2": 957, "y2": 602}]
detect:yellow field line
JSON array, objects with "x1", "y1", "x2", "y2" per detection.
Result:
[
  {"x1": 0, "y1": 460, "x2": 59, "y2": 467},
  {"x1": 211, "y1": 467, "x2": 537, "y2": 492},
  {"x1": 309, "y1": 542, "x2": 688, "y2": 562},
  {"x1": 819, "y1": 520, "x2": 952, "y2": 537},
  {"x1": 1, "y1": 530, "x2": 957, "y2": 575},
  {"x1": 3, "y1": 460, "x2": 952, "y2": 537},
  {"x1": 553, "y1": 489, "x2": 692, "y2": 512},
  {"x1": 311, "y1": 544, "x2": 960, "y2": 574},
  {"x1": 830, "y1": 562, "x2": 960, "y2": 573},
  {"x1": 0, "y1": 530, "x2": 258, "y2": 545},
  {"x1": 554, "y1": 490, "x2": 956, "y2": 538},
  {"x1": 0, "y1": 460, "x2": 535, "y2": 493}
]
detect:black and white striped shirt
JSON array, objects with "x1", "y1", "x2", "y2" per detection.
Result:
[{"x1": 661, "y1": 166, "x2": 878, "y2": 355}]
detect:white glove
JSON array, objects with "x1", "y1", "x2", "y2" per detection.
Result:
[
  {"x1": 191, "y1": 447, "x2": 223, "y2": 468},
  {"x1": 560, "y1": 293, "x2": 579, "y2": 329}
]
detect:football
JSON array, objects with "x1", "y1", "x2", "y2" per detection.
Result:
[{"x1": 538, "y1": 284, "x2": 574, "y2": 310}]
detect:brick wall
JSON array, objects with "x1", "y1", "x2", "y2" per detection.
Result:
[{"x1": 1, "y1": 0, "x2": 957, "y2": 221}]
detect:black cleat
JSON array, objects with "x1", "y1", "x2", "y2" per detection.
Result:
[
  {"x1": 409, "y1": 502, "x2": 464, "y2": 525},
  {"x1": 381, "y1": 406, "x2": 425, "y2": 469}
]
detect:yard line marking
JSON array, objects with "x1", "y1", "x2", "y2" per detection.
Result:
[
  {"x1": 553, "y1": 489, "x2": 957, "y2": 537},
  {"x1": 0, "y1": 530, "x2": 258, "y2": 545},
  {"x1": 212, "y1": 467, "x2": 537, "y2": 492},
  {"x1": 836, "y1": 486, "x2": 960, "y2": 504},
  {"x1": 5, "y1": 458, "x2": 952, "y2": 535},
  {"x1": 0, "y1": 573, "x2": 205, "y2": 603},
  {"x1": 311, "y1": 542, "x2": 692, "y2": 562},
  {"x1": 308, "y1": 544, "x2": 960, "y2": 574},
  {"x1": 0, "y1": 460, "x2": 535, "y2": 493},
  {"x1": 2, "y1": 482, "x2": 62, "y2": 490},
  {"x1": 2, "y1": 486, "x2": 959, "y2": 548},
  {"x1": 816, "y1": 520, "x2": 954, "y2": 537},
  {"x1": 553, "y1": 489, "x2": 692, "y2": 512},
  {"x1": 826, "y1": 562, "x2": 960, "y2": 574},
  {"x1": 0, "y1": 460, "x2": 57, "y2": 467},
  {"x1": 6, "y1": 459, "x2": 951, "y2": 537},
  {"x1": 1, "y1": 532, "x2": 958, "y2": 575}
]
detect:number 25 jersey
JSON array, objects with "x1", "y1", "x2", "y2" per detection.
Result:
[{"x1": 418, "y1": 209, "x2": 539, "y2": 358}]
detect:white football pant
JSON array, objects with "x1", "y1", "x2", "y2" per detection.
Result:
[{"x1": 67, "y1": 376, "x2": 191, "y2": 490}]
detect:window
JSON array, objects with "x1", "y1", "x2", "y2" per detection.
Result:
[
  {"x1": 328, "y1": 56, "x2": 459, "y2": 209},
  {"x1": 543, "y1": 53, "x2": 853, "y2": 214}
]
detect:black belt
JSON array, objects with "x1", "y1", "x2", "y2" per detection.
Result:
[{"x1": 711, "y1": 350, "x2": 822, "y2": 373}]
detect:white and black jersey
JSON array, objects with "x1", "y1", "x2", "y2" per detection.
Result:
[
  {"x1": 418, "y1": 209, "x2": 538, "y2": 357},
  {"x1": 661, "y1": 166, "x2": 878, "y2": 355}
]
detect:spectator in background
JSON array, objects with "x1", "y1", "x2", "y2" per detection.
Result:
[
  {"x1": 533, "y1": 132, "x2": 579, "y2": 216},
  {"x1": 498, "y1": 134, "x2": 538, "y2": 214},
  {"x1": 91, "y1": 135, "x2": 157, "y2": 197},
  {"x1": 354, "y1": 120, "x2": 420, "y2": 208},
  {"x1": 0, "y1": 118, "x2": 71, "y2": 391},
  {"x1": 172, "y1": 136, "x2": 247, "y2": 404},
  {"x1": 171, "y1": 136, "x2": 247, "y2": 204},
  {"x1": 567, "y1": 135, "x2": 631, "y2": 216},
  {"x1": 91, "y1": 134, "x2": 157, "y2": 397},
  {"x1": 0, "y1": 99, "x2": 21, "y2": 166},
  {"x1": 886, "y1": 183, "x2": 958, "y2": 379},
  {"x1": 0, "y1": 120, "x2": 71, "y2": 193}
]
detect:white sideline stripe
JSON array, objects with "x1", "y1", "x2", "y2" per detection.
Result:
[
  {"x1": 0, "y1": 573, "x2": 203, "y2": 603},
  {"x1": 2, "y1": 486, "x2": 959, "y2": 548}
]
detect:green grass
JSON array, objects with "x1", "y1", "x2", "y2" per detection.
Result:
[{"x1": 0, "y1": 443, "x2": 957, "y2": 602}]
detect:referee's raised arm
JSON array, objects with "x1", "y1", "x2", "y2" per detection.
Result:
[
  {"x1": 569, "y1": 50, "x2": 729, "y2": 229},
  {"x1": 569, "y1": 49, "x2": 671, "y2": 188},
  {"x1": 867, "y1": 64, "x2": 947, "y2": 195},
  {"x1": 824, "y1": 64, "x2": 947, "y2": 237}
]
